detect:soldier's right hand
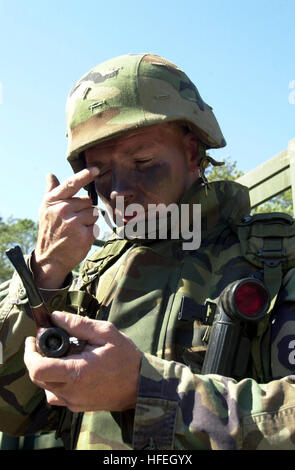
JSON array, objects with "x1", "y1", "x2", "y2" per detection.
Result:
[{"x1": 32, "y1": 167, "x2": 99, "y2": 289}]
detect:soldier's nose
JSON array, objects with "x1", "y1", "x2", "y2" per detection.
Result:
[{"x1": 109, "y1": 165, "x2": 137, "y2": 203}]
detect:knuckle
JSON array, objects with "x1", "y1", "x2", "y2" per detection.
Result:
[
  {"x1": 87, "y1": 231, "x2": 96, "y2": 247},
  {"x1": 80, "y1": 229, "x2": 95, "y2": 248},
  {"x1": 101, "y1": 320, "x2": 115, "y2": 336},
  {"x1": 82, "y1": 316, "x2": 96, "y2": 335},
  {"x1": 93, "y1": 223, "x2": 100, "y2": 240},
  {"x1": 62, "y1": 312, "x2": 79, "y2": 328},
  {"x1": 66, "y1": 216, "x2": 77, "y2": 229},
  {"x1": 66, "y1": 360, "x2": 84, "y2": 385},
  {"x1": 46, "y1": 392, "x2": 66, "y2": 407},
  {"x1": 65, "y1": 313, "x2": 91, "y2": 333},
  {"x1": 65, "y1": 216, "x2": 81, "y2": 233},
  {"x1": 29, "y1": 364, "x2": 43, "y2": 383},
  {"x1": 85, "y1": 197, "x2": 94, "y2": 207},
  {"x1": 58, "y1": 201, "x2": 70, "y2": 217},
  {"x1": 92, "y1": 207, "x2": 99, "y2": 217},
  {"x1": 88, "y1": 222, "x2": 97, "y2": 235},
  {"x1": 65, "y1": 177, "x2": 76, "y2": 190}
]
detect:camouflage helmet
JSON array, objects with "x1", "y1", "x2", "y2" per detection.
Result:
[{"x1": 66, "y1": 53, "x2": 226, "y2": 175}]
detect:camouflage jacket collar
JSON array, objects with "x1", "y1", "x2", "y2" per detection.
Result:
[
  {"x1": 181, "y1": 178, "x2": 251, "y2": 237},
  {"x1": 103, "y1": 179, "x2": 251, "y2": 245}
]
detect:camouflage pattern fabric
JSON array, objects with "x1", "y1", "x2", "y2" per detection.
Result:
[
  {"x1": 0, "y1": 267, "x2": 60, "y2": 436},
  {"x1": 1, "y1": 180, "x2": 295, "y2": 450},
  {"x1": 136, "y1": 354, "x2": 295, "y2": 450}
]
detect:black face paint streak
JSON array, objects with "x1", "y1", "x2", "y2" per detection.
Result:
[
  {"x1": 134, "y1": 161, "x2": 172, "y2": 196},
  {"x1": 95, "y1": 161, "x2": 172, "y2": 206}
]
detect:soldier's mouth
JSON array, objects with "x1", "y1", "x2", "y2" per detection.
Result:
[{"x1": 122, "y1": 210, "x2": 147, "y2": 224}]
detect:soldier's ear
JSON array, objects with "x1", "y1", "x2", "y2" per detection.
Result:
[{"x1": 183, "y1": 132, "x2": 199, "y2": 172}]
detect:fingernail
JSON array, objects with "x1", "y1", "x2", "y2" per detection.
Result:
[{"x1": 89, "y1": 167, "x2": 99, "y2": 176}]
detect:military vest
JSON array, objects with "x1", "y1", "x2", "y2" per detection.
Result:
[{"x1": 57, "y1": 180, "x2": 295, "y2": 449}]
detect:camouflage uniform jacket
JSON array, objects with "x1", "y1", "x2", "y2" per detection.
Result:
[{"x1": 1, "y1": 179, "x2": 295, "y2": 450}]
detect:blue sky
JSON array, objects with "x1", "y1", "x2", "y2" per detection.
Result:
[{"x1": 0, "y1": 0, "x2": 294, "y2": 222}]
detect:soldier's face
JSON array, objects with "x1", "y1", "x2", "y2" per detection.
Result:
[{"x1": 84, "y1": 123, "x2": 199, "y2": 224}]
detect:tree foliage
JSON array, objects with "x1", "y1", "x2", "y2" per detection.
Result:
[
  {"x1": 205, "y1": 155, "x2": 293, "y2": 216},
  {"x1": 206, "y1": 156, "x2": 244, "y2": 182},
  {"x1": 0, "y1": 217, "x2": 38, "y2": 284},
  {"x1": 251, "y1": 189, "x2": 293, "y2": 215}
]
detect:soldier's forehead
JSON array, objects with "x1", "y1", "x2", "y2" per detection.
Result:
[{"x1": 86, "y1": 124, "x2": 171, "y2": 153}]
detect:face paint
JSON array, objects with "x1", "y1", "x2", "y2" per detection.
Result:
[
  {"x1": 95, "y1": 160, "x2": 171, "y2": 202},
  {"x1": 85, "y1": 124, "x2": 198, "y2": 224}
]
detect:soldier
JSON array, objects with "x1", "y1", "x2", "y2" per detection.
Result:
[{"x1": 1, "y1": 53, "x2": 295, "y2": 450}]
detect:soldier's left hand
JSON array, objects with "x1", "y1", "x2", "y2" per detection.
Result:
[{"x1": 24, "y1": 312, "x2": 142, "y2": 412}]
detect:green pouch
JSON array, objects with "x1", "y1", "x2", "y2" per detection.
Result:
[{"x1": 230, "y1": 212, "x2": 295, "y2": 381}]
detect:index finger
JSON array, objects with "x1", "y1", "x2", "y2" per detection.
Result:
[{"x1": 48, "y1": 167, "x2": 99, "y2": 201}]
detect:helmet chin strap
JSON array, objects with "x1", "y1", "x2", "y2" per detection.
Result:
[
  {"x1": 86, "y1": 182, "x2": 98, "y2": 206},
  {"x1": 77, "y1": 151, "x2": 98, "y2": 206},
  {"x1": 198, "y1": 153, "x2": 225, "y2": 193}
]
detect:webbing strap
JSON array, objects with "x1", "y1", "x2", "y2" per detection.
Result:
[
  {"x1": 251, "y1": 316, "x2": 272, "y2": 382},
  {"x1": 258, "y1": 237, "x2": 285, "y2": 302},
  {"x1": 66, "y1": 290, "x2": 99, "y2": 317},
  {"x1": 251, "y1": 237, "x2": 285, "y2": 382}
]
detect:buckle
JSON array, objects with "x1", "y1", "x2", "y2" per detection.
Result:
[{"x1": 258, "y1": 248, "x2": 286, "y2": 267}]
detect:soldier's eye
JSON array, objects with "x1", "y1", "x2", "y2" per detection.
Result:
[{"x1": 135, "y1": 158, "x2": 153, "y2": 165}]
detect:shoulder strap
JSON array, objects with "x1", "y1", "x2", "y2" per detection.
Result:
[
  {"x1": 64, "y1": 238, "x2": 131, "y2": 317},
  {"x1": 81, "y1": 238, "x2": 131, "y2": 284}
]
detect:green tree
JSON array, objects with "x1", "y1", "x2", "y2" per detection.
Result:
[
  {"x1": 251, "y1": 189, "x2": 293, "y2": 215},
  {"x1": 0, "y1": 217, "x2": 38, "y2": 283},
  {"x1": 205, "y1": 155, "x2": 293, "y2": 215},
  {"x1": 206, "y1": 155, "x2": 244, "y2": 182}
]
